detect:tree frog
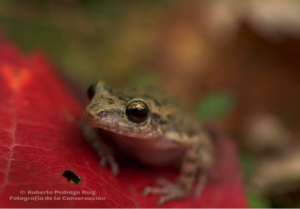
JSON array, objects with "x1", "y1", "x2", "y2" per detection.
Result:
[{"x1": 81, "y1": 81, "x2": 214, "y2": 205}]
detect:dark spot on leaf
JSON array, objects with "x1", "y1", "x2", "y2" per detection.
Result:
[{"x1": 62, "y1": 170, "x2": 81, "y2": 184}]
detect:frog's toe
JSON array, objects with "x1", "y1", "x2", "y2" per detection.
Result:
[
  {"x1": 142, "y1": 186, "x2": 168, "y2": 196},
  {"x1": 157, "y1": 190, "x2": 183, "y2": 205},
  {"x1": 99, "y1": 157, "x2": 107, "y2": 167},
  {"x1": 98, "y1": 154, "x2": 119, "y2": 175},
  {"x1": 142, "y1": 181, "x2": 187, "y2": 205},
  {"x1": 109, "y1": 159, "x2": 119, "y2": 175}
]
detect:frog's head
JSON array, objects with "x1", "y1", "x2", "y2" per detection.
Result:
[{"x1": 84, "y1": 81, "x2": 166, "y2": 138}]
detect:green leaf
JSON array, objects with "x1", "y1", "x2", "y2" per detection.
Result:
[{"x1": 195, "y1": 92, "x2": 235, "y2": 120}]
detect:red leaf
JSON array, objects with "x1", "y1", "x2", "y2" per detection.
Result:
[{"x1": 0, "y1": 41, "x2": 247, "y2": 208}]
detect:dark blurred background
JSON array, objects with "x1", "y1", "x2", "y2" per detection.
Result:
[{"x1": 1, "y1": 0, "x2": 300, "y2": 207}]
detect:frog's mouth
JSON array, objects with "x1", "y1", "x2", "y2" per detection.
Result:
[
  {"x1": 84, "y1": 112, "x2": 162, "y2": 139},
  {"x1": 84, "y1": 111, "x2": 160, "y2": 139}
]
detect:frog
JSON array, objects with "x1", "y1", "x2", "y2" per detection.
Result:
[{"x1": 81, "y1": 80, "x2": 214, "y2": 205}]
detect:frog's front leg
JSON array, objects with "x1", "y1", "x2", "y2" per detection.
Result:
[
  {"x1": 142, "y1": 134, "x2": 213, "y2": 205},
  {"x1": 79, "y1": 119, "x2": 119, "y2": 175}
]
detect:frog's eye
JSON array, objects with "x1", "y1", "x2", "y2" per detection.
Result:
[
  {"x1": 126, "y1": 101, "x2": 149, "y2": 123},
  {"x1": 87, "y1": 84, "x2": 96, "y2": 99}
]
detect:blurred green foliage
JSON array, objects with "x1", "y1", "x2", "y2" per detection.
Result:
[
  {"x1": 0, "y1": 0, "x2": 173, "y2": 89},
  {"x1": 240, "y1": 155, "x2": 269, "y2": 207},
  {"x1": 246, "y1": 189, "x2": 269, "y2": 208},
  {"x1": 240, "y1": 154, "x2": 256, "y2": 175},
  {"x1": 195, "y1": 92, "x2": 236, "y2": 120}
]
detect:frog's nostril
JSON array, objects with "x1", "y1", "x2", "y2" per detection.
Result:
[{"x1": 98, "y1": 111, "x2": 107, "y2": 117}]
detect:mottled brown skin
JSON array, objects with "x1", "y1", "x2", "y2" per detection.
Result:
[{"x1": 82, "y1": 81, "x2": 214, "y2": 205}]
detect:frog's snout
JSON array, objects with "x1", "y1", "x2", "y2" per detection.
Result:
[
  {"x1": 84, "y1": 105, "x2": 98, "y2": 122},
  {"x1": 84, "y1": 105, "x2": 113, "y2": 122},
  {"x1": 84, "y1": 111, "x2": 94, "y2": 121},
  {"x1": 84, "y1": 108, "x2": 103, "y2": 127}
]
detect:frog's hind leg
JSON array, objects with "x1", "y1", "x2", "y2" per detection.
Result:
[
  {"x1": 142, "y1": 141, "x2": 200, "y2": 205},
  {"x1": 79, "y1": 119, "x2": 119, "y2": 175},
  {"x1": 142, "y1": 134, "x2": 213, "y2": 205}
]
